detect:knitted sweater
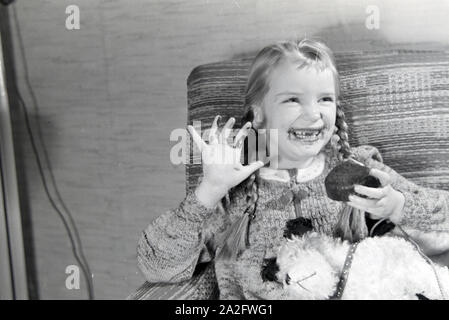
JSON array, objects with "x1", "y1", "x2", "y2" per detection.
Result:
[{"x1": 137, "y1": 145, "x2": 449, "y2": 299}]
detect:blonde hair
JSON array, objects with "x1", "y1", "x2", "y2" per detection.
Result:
[
  {"x1": 243, "y1": 39, "x2": 340, "y2": 126},
  {"x1": 219, "y1": 39, "x2": 364, "y2": 260}
]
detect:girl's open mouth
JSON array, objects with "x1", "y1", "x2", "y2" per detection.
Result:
[{"x1": 287, "y1": 126, "x2": 325, "y2": 143}]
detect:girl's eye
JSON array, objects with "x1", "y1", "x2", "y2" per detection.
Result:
[
  {"x1": 320, "y1": 96, "x2": 335, "y2": 103},
  {"x1": 284, "y1": 97, "x2": 300, "y2": 104}
]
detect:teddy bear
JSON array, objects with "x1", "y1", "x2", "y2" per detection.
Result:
[{"x1": 261, "y1": 217, "x2": 449, "y2": 300}]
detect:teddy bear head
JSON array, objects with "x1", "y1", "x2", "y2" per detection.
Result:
[
  {"x1": 261, "y1": 218, "x2": 340, "y2": 299},
  {"x1": 276, "y1": 233, "x2": 339, "y2": 299}
]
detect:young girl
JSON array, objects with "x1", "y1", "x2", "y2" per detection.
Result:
[{"x1": 137, "y1": 39, "x2": 449, "y2": 299}]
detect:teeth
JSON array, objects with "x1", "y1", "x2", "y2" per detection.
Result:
[
  {"x1": 288, "y1": 128, "x2": 322, "y2": 141},
  {"x1": 293, "y1": 131, "x2": 319, "y2": 137}
]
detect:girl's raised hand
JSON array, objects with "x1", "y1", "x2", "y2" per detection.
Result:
[
  {"x1": 347, "y1": 168, "x2": 405, "y2": 224},
  {"x1": 187, "y1": 115, "x2": 265, "y2": 208}
]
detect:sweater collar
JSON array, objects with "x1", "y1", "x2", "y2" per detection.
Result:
[{"x1": 259, "y1": 153, "x2": 326, "y2": 183}]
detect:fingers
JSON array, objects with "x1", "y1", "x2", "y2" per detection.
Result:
[
  {"x1": 233, "y1": 122, "x2": 252, "y2": 148},
  {"x1": 369, "y1": 168, "x2": 391, "y2": 187},
  {"x1": 354, "y1": 184, "x2": 387, "y2": 199},
  {"x1": 347, "y1": 200, "x2": 383, "y2": 216},
  {"x1": 348, "y1": 194, "x2": 379, "y2": 211},
  {"x1": 219, "y1": 117, "x2": 235, "y2": 144},
  {"x1": 347, "y1": 193, "x2": 389, "y2": 217},
  {"x1": 187, "y1": 125, "x2": 207, "y2": 152},
  {"x1": 208, "y1": 115, "x2": 221, "y2": 144},
  {"x1": 368, "y1": 212, "x2": 379, "y2": 220}
]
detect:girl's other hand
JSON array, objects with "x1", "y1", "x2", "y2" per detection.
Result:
[
  {"x1": 187, "y1": 115, "x2": 265, "y2": 208},
  {"x1": 347, "y1": 168, "x2": 405, "y2": 224}
]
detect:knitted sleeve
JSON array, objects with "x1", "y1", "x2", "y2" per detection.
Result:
[
  {"x1": 352, "y1": 145, "x2": 449, "y2": 254},
  {"x1": 137, "y1": 191, "x2": 227, "y2": 283}
]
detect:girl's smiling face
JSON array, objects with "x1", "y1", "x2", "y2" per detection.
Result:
[{"x1": 256, "y1": 61, "x2": 337, "y2": 168}]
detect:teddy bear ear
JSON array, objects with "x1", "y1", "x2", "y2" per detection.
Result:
[
  {"x1": 285, "y1": 274, "x2": 291, "y2": 285},
  {"x1": 261, "y1": 257, "x2": 280, "y2": 282},
  {"x1": 283, "y1": 217, "x2": 313, "y2": 239}
]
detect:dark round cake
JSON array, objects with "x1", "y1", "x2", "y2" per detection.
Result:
[{"x1": 325, "y1": 159, "x2": 381, "y2": 202}]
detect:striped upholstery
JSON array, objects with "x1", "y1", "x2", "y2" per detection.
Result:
[
  {"x1": 186, "y1": 50, "x2": 449, "y2": 193},
  {"x1": 127, "y1": 263, "x2": 218, "y2": 300}
]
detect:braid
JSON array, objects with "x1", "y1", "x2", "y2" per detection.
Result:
[
  {"x1": 244, "y1": 172, "x2": 259, "y2": 220},
  {"x1": 334, "y1": 101, "x2": 368, "y2": 243},
  {"x1": 241, "y1": 114, "x2": 260, "y2": 221},
  {"x1": 335, "y1": 102, "x2": 352, "y2": 161}
]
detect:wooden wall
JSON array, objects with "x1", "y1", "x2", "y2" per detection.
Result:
[{"x1": 3, "y1": 0, "x2": 449, "y2": 299}]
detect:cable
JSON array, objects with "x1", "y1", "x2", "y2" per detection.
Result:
[
  {"x1": 10, "y1": 4, "x2": 94, "y2": 299},
  {"x1": 369, "y1": 217, "x2": 388, "y2": 237},
  {"x1": 370, "y1": 219, "x2": 447, "y2": 300},
  {"x1": 396, "y1": 225, "x2": 447, "y2": 300}
]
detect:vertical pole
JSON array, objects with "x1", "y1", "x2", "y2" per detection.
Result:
[
  {"x1": 0, "y1": 155, "x2": 13, "y2": 299},
  {"x1": 0, "y1": 26, "x2": 28, "y2": 299}
]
